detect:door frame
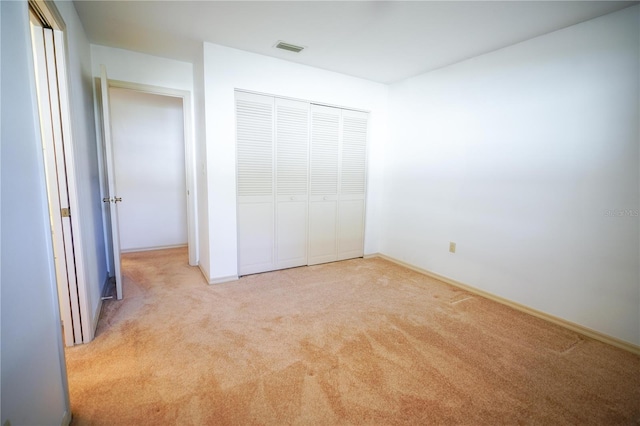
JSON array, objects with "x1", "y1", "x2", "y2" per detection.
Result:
[
  {"x1": 29, "y1": 0, "x2": 92, "y2": 346},
  {"x1": 100, "y1": 79, "x2": 199, "y2": 267}
]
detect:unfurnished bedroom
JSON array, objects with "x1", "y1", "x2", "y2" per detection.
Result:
[{"x1": 1, "y1": 1, "x2": 639, "y2": 425}]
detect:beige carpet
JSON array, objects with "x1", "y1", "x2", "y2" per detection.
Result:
[{"x1": 66, "y1": 248, "x2": 640, "y2": 425}]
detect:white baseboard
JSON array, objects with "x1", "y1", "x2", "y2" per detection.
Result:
[
  {"x1": 198, "y1": 263, "x2": 210, "y2": 283},
  {"x1": 369, "y1": 253, "x2": 640, "y2": 356},
  {"x1": 209, "y1": 275, "x2": 239, "y2": 285},
  {"x1": 197, "y1": 261, "x2": 238, "y2": 285},
  {"x1": 121, "y1": 244, "x2": 187, "y2": 254}
]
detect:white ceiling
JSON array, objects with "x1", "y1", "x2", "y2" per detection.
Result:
[{"x1": 73, "y1": 1, "x2": 637, "y2": 84}]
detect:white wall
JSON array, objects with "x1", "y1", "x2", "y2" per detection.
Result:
[
  {"x1": 384, "y1": 6, "x2": 640, "y2": 345},
  {"x1": 201, "y1": 43, "x2": 388, "y2": 281},
  {"x1": 194, "y1": 44, "x2": 211, "y2": 279},
  {"x1": 91, "y1": 45, "x2": 194, "y2": 91},
  {"x1": 1, "y1": 1, "x2": 70, "y2": 424},
  {"x1": 110, "y1": 88, "x2": 187, "y2": 251},
  {"x1": 55, "y1": 0, "x2": 107, "y2": 335}
]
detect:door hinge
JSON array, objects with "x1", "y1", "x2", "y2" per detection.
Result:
[{"x1": 61, "y1": 207, "x2": 71, "y2": 218}]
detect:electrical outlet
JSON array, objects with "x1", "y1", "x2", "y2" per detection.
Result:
[{"x1": 449, "y1": 242, "x2": 456, "y2": 253}]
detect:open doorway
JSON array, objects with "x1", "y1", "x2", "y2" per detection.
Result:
[
  {"x1": 110, "y1": 89, "x2": 188, "y2": 253},
  {"x1": 97, "y1": 76, "x2": 198, "y2": 300}
]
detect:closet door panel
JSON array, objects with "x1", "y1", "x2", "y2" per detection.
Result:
[
  {"x1": 308, "y1": 105, "x2": 340, "y2": 265},
  {"x1": 337, "y1": 196, "x2": 365, "y2": 260},
  {"x1": 340, "y1": 110, "x2": 368, "y2": 196},
  {"x1": 308, "y1": 198, "x2": 338, "y2": 264},
  {"x1": 236, "y1": 92, "x2": 274, "y2": 275},
  {"x1": 275, "y1": 98, "x2": 309, "y2": 269},
  {"x1": 238, "y1": 200, "x2": 274, "y2": 274},
  {"x1": 309, "y1": 105, "x2": 340, "y2": 197},
  {"x1": 337, "y1": 109, "x2": 368, "y2": 260},
  {"x1": 236, "y1": 93, "x2": 274, "y2": 198},
  {"x1": 276, "y1": 199, "x2": 307, "y2": 268}
]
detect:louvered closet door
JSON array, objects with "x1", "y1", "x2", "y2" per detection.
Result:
[
  {"x1": 236, "y1": 92, "x2": 275, "y2": 275},
  {"x1": 275, "y1": 98, "x2": 309, "y2": 269},
  {"x1": 308, "y1": 104, "x2": 340, "y2": 265},
  {"x1": 338, "y1": 109, "x2": 368, "y2": 260}
]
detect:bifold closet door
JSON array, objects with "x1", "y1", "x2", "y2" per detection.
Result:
[
  {"x1": 308, "y1": 106, "x2": 369, "y2": 265},
  {"x1": 308, "y1": 105, "x2": 340, "y2": 265},
  {"x1": 338, "y1": 109, "x2": 368, "y2": 260},
  {"x1": 237, "y1": 92, "x2": 368, "y2": 274},
  {"x1": 236, "y1": 93, "x2": 310, "y2": 275},
  {"x1": 275, "y1": 98, "x2": 309, "y2": 269},
  {"x1": 236, "y1": 92, "x2": 275, "y2": 275}
]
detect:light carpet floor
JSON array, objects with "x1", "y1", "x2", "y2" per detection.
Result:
[{"x1": 66, "y1": 247, "x2": 640, "y2": 425}]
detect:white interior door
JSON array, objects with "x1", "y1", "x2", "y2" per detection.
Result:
[
  {"x1": 338, "y1": 110, "x2": 368, "y2": 260},
  {"x1": 275, "y1": 97, "x2": 309, "y2": 269},
  {"x1": 308, "y1": 104, "x2": 340, "y2": 265},
  {"x1": 30, "y1": 5, "x2": 94, "y2": 345},
  {"x1": 236, "y1": 92, "x2": 275, "y2": 275},
  {"x1": 100, "y1": 65, "x2": 123, "y2": 300},
  {"x1": 30, "y1": 13, "x2": 81, "y2": 346}
]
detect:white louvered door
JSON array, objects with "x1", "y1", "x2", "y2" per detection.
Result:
[
  {"x1": 275, "y1": 98, "x2": 309, "y2": 269},
  {"x1": 308, "y1": 105, "x2": 341, "y2": 265},
  {"x1": 236, "y1": 91, "x2": 368, "y2": 275},
  {"x1": 236, "y1": 92, "x2": 275, "y2": 275},
  {"x1": 338, "y1": 110, "x2": 368, "y2": 259}
]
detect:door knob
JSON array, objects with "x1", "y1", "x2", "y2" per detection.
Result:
[{"x1": 103, "y1": 197, "x2": 122, "y2": 203}]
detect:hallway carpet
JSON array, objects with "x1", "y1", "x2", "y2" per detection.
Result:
[{"x1": 66, "y1": 248, "x2": 640, "y2": 425}]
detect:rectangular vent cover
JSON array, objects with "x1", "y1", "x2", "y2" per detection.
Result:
[{"x1": 275, "y1": 41, "x2": 305, "y2": 53}]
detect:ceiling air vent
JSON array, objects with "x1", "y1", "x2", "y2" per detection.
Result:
[{"x1": 275, "y1": 41, "x2": 305, "y2": 53}]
